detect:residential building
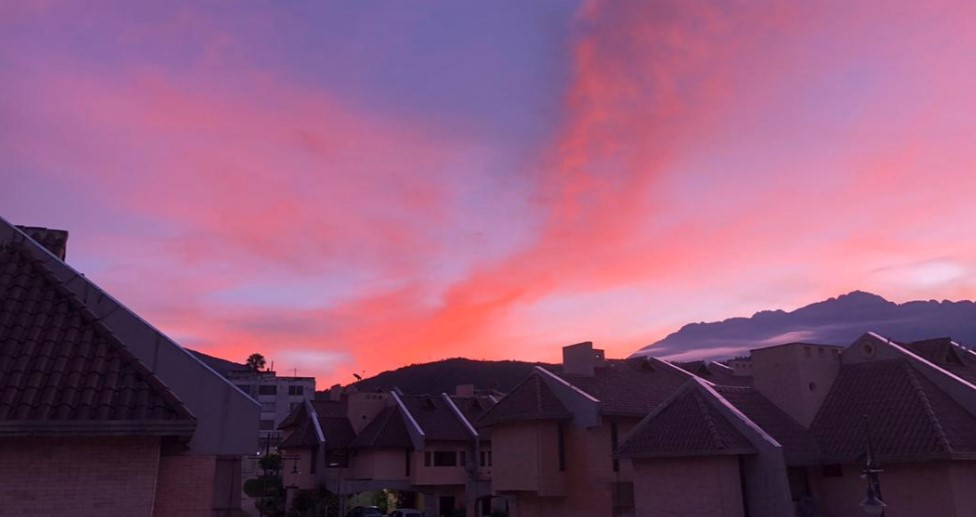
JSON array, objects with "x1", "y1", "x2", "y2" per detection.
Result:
[
  {"x1": 0, "y1": 220, "x2": 259, "y2": 516},
  {"x1": 476, "y1": 341, "x2": 693, "y2": 517},
  {"x1": 279, "y1": 386, "x2": 500, "y2": 517},
  {"x1": 193, "y1": 353, "x2": 315, "y2": 447},
  {"x1": 618, "y1": 333, "x2": 976, "y2": 517}
]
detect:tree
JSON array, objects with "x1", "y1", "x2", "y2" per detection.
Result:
[{"x1": 247, "y1": 353, "x2": 267, "y2": 371}]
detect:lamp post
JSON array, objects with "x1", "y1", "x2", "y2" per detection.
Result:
[
  {"x1": 860, "y1": 415, "x2": 886, "y2": 516},
  {"x1": 328, "y1": 461, "x2": 344, "y2": 517}
]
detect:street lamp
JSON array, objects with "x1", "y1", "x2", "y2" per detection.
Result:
[
  {"x1": 328, "y1": 461, "x2": 344, "y2": 517},
  {"x1": 860, "y1": 415, "x2": 886, "y2": 516}
]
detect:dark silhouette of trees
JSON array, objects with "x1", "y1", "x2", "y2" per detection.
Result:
[{"x1": 247, "y1": 353, "x2": 267, "y2": 371}]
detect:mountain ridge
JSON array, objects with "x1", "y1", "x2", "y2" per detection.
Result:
[{"x1": 634, "y1": 290, "x2": 976, "y2": 360}]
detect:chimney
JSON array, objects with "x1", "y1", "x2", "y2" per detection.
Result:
[
  {"x1": 751, "y1": 343, "x2": 841, "y2": 426},
  {"x1": 455, "y1": 384, "x2": 475, "y2": 398},
  {"x1": 562, "y1": 342, "x2": 605, "y2": 376}
]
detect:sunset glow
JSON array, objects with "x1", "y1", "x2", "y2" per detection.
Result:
[{"x1": 4, "y1": 1, "x2": 976, "y2": 385}]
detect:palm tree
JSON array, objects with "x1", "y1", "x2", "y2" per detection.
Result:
[{"x1": 246, "y1": 353, "x2": 266, "y2": 371}]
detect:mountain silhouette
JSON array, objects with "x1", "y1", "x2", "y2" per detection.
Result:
[{"x1": 633, "y1": 290, "x2": 976, "y2": 360}]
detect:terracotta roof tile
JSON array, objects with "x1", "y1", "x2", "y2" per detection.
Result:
[
  {"x1": 557, "y1": 358, "x2": 689, "y2": 417},
  {"x1": 399, "y1": 395, "x2": 471, "y2": 442},
  {"x1": 350, "y1": 405, "x2": 413, "y2": 449},
  {"x1": 617, "y1": 386, "x2": 755, "y2": 459},
  {"x1": 476, "y1": 373, "x2": 571, "y2": 427},
  {"x1": 811, "y1": 358, "x2": 976, "y2": 463},
  {"x1": 449, "y1": 395, "x2": 496, "y2": 425},
  {"x1": 902, "y1": 338, "x2": 976, "y2": 386},
  {"x1": 715, "y1": 385, "x2": 820, "y2": 465},
  {"x1": 0, "y1": 240, "x2": 194, "y2": 436}
]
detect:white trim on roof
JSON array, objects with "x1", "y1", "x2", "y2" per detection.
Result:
[
  {"x1": 697, "y1": 378, "x2": 781, "y2": 448},
  {"x1": 654, "y1": 357, "x2": 716, "y2": 386},
  {"x1": 441, "y1": 393, "x2": 478, "y2": 439},
  {"x1": 534, "y1": 365, "x2": 600, "y2": 402},
  {"x1": 305, "y1": 399, "x2": 325, "y2": 443},
  {"x1": 883, "y1": 337, "x2": 976, "y2": 392},
  {"x1": 391, "y1": 391, "x2": 426, "y2": 437}
]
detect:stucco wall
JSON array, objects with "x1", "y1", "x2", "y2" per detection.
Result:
[
  {"x1": 351, "y1": 448, "x2": 410, "y2": 481},
  {"x1": 491, "y1": 421, "x2": 565, "y2": 495},
  {"x1": 633, "y1": 455, "x2": 744, "y2": 517},
  {"x1": 810, "y1": 462, "x2": 968, "y2": 517},
  {"x1": 0, "y1": 436, "x2": 160, "y2": 517}
]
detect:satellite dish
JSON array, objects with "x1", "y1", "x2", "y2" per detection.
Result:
[{"x1": 353, "y1": 373, "x2": 363, "y2": 381}]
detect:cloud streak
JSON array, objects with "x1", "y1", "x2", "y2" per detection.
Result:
[{"x1": 4, "y1": 0, "x2": 976, "y2": 384}]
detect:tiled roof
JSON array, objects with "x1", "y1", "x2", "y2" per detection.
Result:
[
  {"x1": 811, "y1": 358, "x2": 976, "y2": 463},
  {"x1": 715, "y1": 385, "x2": 820, "y2": 465},
  {"x1": 450, "y1": 395, "x2": 496, "y2": 425},
  {"x1": 616, "y1": 386, "x2": 755, "y2": 459},
  {"x1": 675, "y1": 361, "x2": 753, "y2": 387},
  {"x1": 557, "y1": 358, "x2": 690, "y2": 417},
  {"x1": 280, "y1": 418, "x2": 319, "y2": 450},
  {"x1": 476, "y1": 373, "x2": 572, "y2": 427},
  {"x1": 399, "y1": 395, "x2": 471, "y2": 442},
  {"x1": 0, "y1": 239, "x2": 195, "y2": 436},
  {"x1": 350, "y1": 405, "x2": 413, "y2": 449},
  {"x1": 15, "y1": 226, "x2": 68, "y2": 260},
  {"x1": 902, "y1": 338, "x2": 976, "y2": 386}
]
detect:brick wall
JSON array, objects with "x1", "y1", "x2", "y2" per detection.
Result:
[
  {"x1": 153, "y1": 453, "x2": 217, "y2": 517},
  {"x1": 0, "y1": 436, "x2": 161, "y2": 517}
]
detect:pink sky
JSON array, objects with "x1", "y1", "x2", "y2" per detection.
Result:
[{"x1": 3, "y1": 0, "x2": 976, "y2": 386}]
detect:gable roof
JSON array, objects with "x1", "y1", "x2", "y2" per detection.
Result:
[
  {"x1": 449, "y1": 395, "x2": 496, "y2": 425},
  {"x1": 476, "y1": 373, "x2": 572, "y2": 427},
  {"x1": 616, "y1": 384, "x2": 755, "y2": 459},
  {"x1": 0, "y1": 239, "x2": 195, "y2": 436},
  {"x1": 398, "y1": 395, "x2": 472, "y2": 442},
  {"x1": 714, "y1": 385, "x2": 820, "y2": 465},
  {"x1": 350, "y1": 405, "x2": 414, "y2": 449},
  {"x1": 811, "y1": 358, "x2": 976, "y2": 463},
  {"x1": 555, "y1": 358, "x2": 690, "y2": 417},
  {"x1": 902, "y1": 338, "x2": 976, "y2": 386}
]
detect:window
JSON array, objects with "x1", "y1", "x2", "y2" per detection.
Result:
[
  {"x1": 288, "y1": 385, "x2": 304, "y2": 396},
  {"x1": 235, "y1": 384, "x2": 251, "y2": 395},
  {"x1": 405, "y1": 449, "x2": 411, "y2": 477},
  {"x1": 429, "y1": 450, "x2": 458, "y2": 467},
  {"x1": 258, "y1": 385, "x2": 277, "y2": 395},
  {"x1": 610, "y1": 422, "x2": 619, "y2": 472},
  {"x1": 259, "y1": 419, "x2": 276, "y2": 430},
  {"x1": 557, "y1": 423, "x2": 566, "y2": 471},
  {"x1": 459, "y1": 451, "x2": 466, "y2": 467},
  {"x1": 479, "y1": 450, "x2": 492, "y2": 467}
]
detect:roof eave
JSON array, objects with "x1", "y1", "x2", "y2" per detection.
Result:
[{"x1": 0, "y1": 419, "x2": 197, "y2": 437}]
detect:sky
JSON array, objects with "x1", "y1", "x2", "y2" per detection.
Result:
[{"x1": 3, "y1": 0, "x2": 976, "y2": 386}]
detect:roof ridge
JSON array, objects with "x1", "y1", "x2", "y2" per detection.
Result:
[
  {"x1": 904, "y1": 361, "x2": 954, "y2": 454},
  {"x1": 693, "y1": 389, "x2": 725, "y2": 449}
]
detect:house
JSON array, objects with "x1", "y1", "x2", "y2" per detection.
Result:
[
  {"x1": 618, "y1": 333, "x2": 976, "y2": 517},
  {"x1": 279, "y1": 387, "x2": 499, "y2": 517},
  {"x1": 0, "y1": 220, "x2": 259, "y2": 516},
  {"x1": 475, "y1": 341, "x2": 693, "y2": 517}
]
